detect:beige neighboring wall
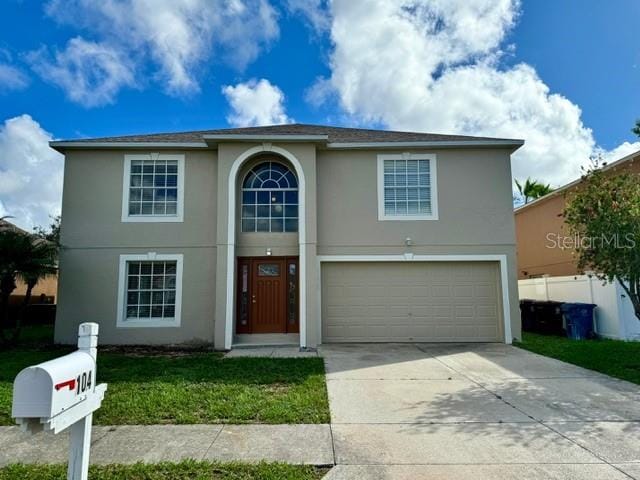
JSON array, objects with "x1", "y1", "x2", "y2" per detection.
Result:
[
  {"x1": 55, "y1": 149, "x2": 218, "y2": 345},
  {"x1": 11, "y1": 275, "x2": 58, "y2": 303},
  {"x1": 515, "y1": 194, "x2": 574, "y2": 278},
  {"x1": 515, "y1": 152, "x2": 640, "y2": 279}
]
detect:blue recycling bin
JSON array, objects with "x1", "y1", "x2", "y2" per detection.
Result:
[{"x1": 561, "y1": 303, "x2": 596, "y2": 340}]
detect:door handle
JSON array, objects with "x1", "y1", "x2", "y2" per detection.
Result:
[{"x1": 252, "y1": 294, "x2": 256, "y2": 304}]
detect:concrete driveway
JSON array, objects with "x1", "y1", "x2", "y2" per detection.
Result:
[{"x1": 319, "y1": 343, "x2": 640, "y2": 480}]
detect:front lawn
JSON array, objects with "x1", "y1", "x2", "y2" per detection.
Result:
[
  {"x1": 0, "y1": 348, "x2": 329, "y2": 425},
  {"x1": 515, "y1": 332, "x2": 640, "y2": 385},
  {"x1": 0, "y1": 461, "x2": 328, "y2": 480}
]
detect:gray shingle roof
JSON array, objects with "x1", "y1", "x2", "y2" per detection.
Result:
[
  {"x1": 0, "y1": 218, "x2": 29, "y2": 234},
  {"x1": 59, "y1": 123, "x2": 521, "y2": 144}
]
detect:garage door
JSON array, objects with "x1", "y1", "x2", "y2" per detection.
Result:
[{"x1": 321, "y1": 262, "x2": 502, "y2": 342}]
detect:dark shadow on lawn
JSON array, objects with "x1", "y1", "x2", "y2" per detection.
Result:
[{"x1": 98, "y1": 354, "x2": 326, "y2": 385}]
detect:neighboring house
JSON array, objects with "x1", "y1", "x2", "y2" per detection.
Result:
[
  {"x1": 51, "y1": 124, "x2": 523, "y2": 349},
  {"x1": 0, "y1": 219, "x2": 57, "y2": 305},
  {"x1": 515, "y1": 149, "x2": 640, "y2": 341},
  {"x1": 515, "y1": 149, "x2": 640, "y2": 279}
]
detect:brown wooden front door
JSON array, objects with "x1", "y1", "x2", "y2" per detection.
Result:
[{"x1": 236, "y1": 257, "x2": 299, "y2": 334}]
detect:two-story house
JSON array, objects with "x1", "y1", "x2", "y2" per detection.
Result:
[{"x1": 50, "y1": 124, "x2": 523, "y2": 350}]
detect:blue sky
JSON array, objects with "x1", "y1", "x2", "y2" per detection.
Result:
[
  {"x1": 508, "y1": 0, "x2": 640, "y2": 150},
  {"x1": 0, "y1": 0, "x2": 639, "y2": 229},
  {"x1": 0, "y1": 0, "x2": 330, "y2": 138}
]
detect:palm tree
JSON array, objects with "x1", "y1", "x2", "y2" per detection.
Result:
[
  {"x1": 0, "y1": 220, "x2": 58, "y2": 343},
  {"x1": 515, "y1": 178, "x2": 554, "y2": 204}
]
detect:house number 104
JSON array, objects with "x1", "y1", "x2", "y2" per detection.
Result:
[{"x1": 76, "y1": 371, "x2": 92, "y2": 395}]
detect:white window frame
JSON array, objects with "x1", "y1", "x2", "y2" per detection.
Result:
[
  {"x1": 121, "y1": 153, "x2": 185, "y2": 223},
  {"x1": 377, "y1": 153, "x2": 438, "y2": 221},
  {"x1": 116, "y1": 253, "x2": 184, "y2": 328}
]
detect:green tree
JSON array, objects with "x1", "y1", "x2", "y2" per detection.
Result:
[
  {"x1": 515, "y1": 178, "x2": 554, "y2": 204},
  {"x1": 0, "y1": 219, "x2": 58, "y2": 343},
  {"x1": 564, "y1": 158, "x2": 640, "y2": 321},
  {"x1": 633, "y1": 119, "x2": 640, "y2": 137},
  {"x1": 33, "y1": 215, "x2": 61, "y2": 245}
]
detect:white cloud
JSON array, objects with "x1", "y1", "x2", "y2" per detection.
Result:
[
  {"x1": 222, "y1": 79, "x2": 293, "y2": 127},
  {"x1": 43, "y1": 0, "x2": 279, "y2": 98},
  {"x1": 306, "y1": 0, "x2": 629, "y2": 188},
  {"x1": 0, "y1": 64, "x2": 29, "y2": 92},
  {"x1": 599, "y1": 141, "x2": 640, "y2": 165},
  {"x1": 0, "y1": 115, "x2": 63, "y2": 231},
  {"x1": 287, "y1": 0, "x2": 331, "y2": 33},
  {"x1": 28, "y1": 37, "x2": 136, "y2": 107}
]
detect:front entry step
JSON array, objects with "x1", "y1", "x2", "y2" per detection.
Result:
[{"x1": 233, "y1": 333, "x2": 300, "y2": 348}]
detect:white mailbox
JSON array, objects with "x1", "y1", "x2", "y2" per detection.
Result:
[
  {"x1": 12, "y1": 323, "x2": 107, "y2": 480},
  {"x1": 13, "y1": 351, "x2": 101, "y2": 432}
]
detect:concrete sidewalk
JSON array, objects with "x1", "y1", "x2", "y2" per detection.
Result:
[{"x1": 0, "y1": 424, "x2": 333, "y2": 466}]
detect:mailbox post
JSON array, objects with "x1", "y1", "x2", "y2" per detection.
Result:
[
  {"x1": 12, "y1": 323, "x2": 107, "y2": 480},
  {"x1": 68, "y1": 323, "x2": 100, "y2": 480}
]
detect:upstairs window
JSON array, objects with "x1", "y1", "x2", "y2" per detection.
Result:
[
  {"x1": 122, "y1": 154, "x2": 184, "y2": 222},
  {"x1": 377, "y1": 154, "x2": 438, "y2": 221},
  {"x1": 241, "y1": 161, "x2": 298, "y2": 233}
]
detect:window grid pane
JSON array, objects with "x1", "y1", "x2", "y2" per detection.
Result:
[
  {"x1": 241, "y1": 161, "x2": 298, "y2": 233},
  {"x1": 383, "y1": 159, "x2": 432, "y2": 216},
  {"x1": 128, "y1": 160, "x2": 179, "y2": 217},
  {"x1": 125, "y1": 260, "x2": 177, "y2": 320}
]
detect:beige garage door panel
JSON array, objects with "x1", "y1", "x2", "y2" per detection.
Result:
[{"x1": 322, "y1": 262, "x2": 502, "y2": 342}]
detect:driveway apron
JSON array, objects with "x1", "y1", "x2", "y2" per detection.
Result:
[{"x1": 320, "y1": 343, "x2": 640, "y2": 479}]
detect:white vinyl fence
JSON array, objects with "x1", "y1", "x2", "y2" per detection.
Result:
[{"x1": 518, "y1": 275, "x2": 640, "y2": 341}]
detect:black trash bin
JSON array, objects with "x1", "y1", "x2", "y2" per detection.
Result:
[
  {"x1": 561, "y1": 303, "x2": 596, "y2": 340},
  {"x1": 527, "y1": 300, "x2": 565, "y2": 335},
  {"x1": 519, "y1": 299, "x2": 536, "y2": 332},
  {"x1": 536, "y1": 300, "x2": 565, "y2": 335}
]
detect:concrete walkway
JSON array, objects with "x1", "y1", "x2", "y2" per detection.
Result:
[
  {"x1": 0, "y1": 424, "x2": 333, "y2": 466},
  {"x1": 321, "y1": 343, "x2": 640, "y2": 479},
  {"x1": 224, "y1": 346, "x2": 318, "y2": 358}
]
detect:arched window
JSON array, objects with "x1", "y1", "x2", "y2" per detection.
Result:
[{"x1": 241, "y1": 161, "x2": 298, "y2": 232}]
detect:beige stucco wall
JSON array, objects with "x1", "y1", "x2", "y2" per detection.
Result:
[
  {"x1": 56, "y1": 247, "x2": 215, "y2": 344},
  {"x1": 316, "y1": 149, "x2": 516, "y2": 248},
  {"x1": 55, "y1": 149, "x2": 217, "y2": 344}
]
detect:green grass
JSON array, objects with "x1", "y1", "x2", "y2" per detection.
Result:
[
  {"x1": 0, "y1": 347, "x2": 330, "y2": 425},
  {"x1": 0, "y1": 461, "x2": 328, "y2": 480},
  {"x1": 515, "y1": 332, "x2": 640, "y2": 385},
  {"x1": 8, "y1": 324, "x2": 56, "y2": 345}
]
